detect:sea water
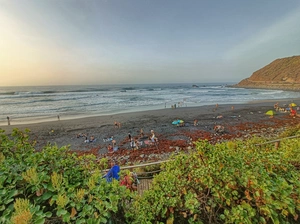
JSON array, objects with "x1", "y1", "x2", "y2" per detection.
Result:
[{"x1": 1, "y1": 83, "x2": 300, "y2": 125}]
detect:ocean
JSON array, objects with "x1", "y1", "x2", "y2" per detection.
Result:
[{"x1": 1, "y1": 83, "x2": 300, "y2": 125}]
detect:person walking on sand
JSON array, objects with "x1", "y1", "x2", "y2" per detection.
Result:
[
  {"x1": 57, "y1": 115, "x2": 60, "y2": 120},
  {"x1": 7, "y1": 116, "x2": 10, "y2": 125}
]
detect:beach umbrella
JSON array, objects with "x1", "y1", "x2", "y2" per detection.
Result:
[
  {"x1": 172, "y1": 120, "x2": 180, "y2": 125},
  {"x1": 265, "y1": 110, "x2": 275, "y2": 116},
  {"x1": 172, "y1": 119, "x2": 184, "y2": 125},
  {"x1": 290, "y1": 103, "x2": 297, "y2": 107}
]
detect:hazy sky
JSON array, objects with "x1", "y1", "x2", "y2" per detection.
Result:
[{"x1": 1, "y1": 0, "x2": 300, "y2": 86}]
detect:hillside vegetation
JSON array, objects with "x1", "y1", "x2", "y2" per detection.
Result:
[{"x1": 235, "y1": 55, "x2": 300, "y2": 90}]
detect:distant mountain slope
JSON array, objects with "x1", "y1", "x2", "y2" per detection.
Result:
[{"x1": 235, "y1": 55, "x2": 300, "y2": 90}]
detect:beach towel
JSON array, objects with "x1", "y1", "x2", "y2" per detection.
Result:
[
  {"x1": 103, "y1": 137, "x2": 113, "y2": 142},
  {"x1": 144, "y1": 140, "x2": 151, "y2": 145}
]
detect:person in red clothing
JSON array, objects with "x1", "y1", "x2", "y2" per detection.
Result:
[
  {"x1": 120, "y1": 171, "x2": 139, "y2": 191},
  {"x1": 290, "y1": 107, "x2": 297, "y2": 118}
]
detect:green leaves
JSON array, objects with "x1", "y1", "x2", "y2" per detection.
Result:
[
  {"x1": 56, "y1": 208, "x2": 67, "y2": 216},
  {"x1": 1, "y1": 128, "x2": 299, "y2": 223},
  {"x1": 131, "y1": 138, "x2": 300, "y2": 223},
  {"x1": 0, "y1": 129, "x2": 134, "y2": 223}
]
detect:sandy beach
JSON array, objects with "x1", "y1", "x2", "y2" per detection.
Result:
[{"x1": 1, "y1": 99, "x2": 299, "y2": 164}]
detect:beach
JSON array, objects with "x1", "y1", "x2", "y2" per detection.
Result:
[{"x1": 1, "y1": 100, "x2": 299, "y2": 165}]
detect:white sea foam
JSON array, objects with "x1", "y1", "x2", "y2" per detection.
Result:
[{"x1": 0, "y1": 83, "x2": 300, "y2": 125}]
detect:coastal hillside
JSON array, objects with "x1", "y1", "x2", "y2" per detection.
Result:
[{"x1": 235, "y1": 55, "x2": 300, "y2": 90}]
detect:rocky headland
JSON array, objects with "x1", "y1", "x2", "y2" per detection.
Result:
[{"x1": 234, "y1": 55, "x2": 300, "y2": 91}]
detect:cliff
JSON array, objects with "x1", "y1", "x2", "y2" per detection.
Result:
[{"x1": 235, "y1": 55, "x2": 300, "y2": 91}]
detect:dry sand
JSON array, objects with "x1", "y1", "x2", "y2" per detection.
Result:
[{"x1": 1, "y1": 100, "x2": 299, "y2": 164}]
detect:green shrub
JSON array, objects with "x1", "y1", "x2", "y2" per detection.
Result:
[
  {"x1": 0, "y1": 129, "x2": 133, "y2": 224},
  {"x1": 131, "y1": 139, "x2": 300, "y2": 224},
  {"x1": 1, "y1": 128, "x2": 300, "y2": 224}
]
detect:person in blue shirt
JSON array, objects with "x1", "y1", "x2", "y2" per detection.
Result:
[{"x1": 104, "y1": 160, "x2": 120, "y2": 182}]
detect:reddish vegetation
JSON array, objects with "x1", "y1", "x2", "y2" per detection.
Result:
[{"x1": 71, "y1": 115, "x2": 300, "y2": 164}]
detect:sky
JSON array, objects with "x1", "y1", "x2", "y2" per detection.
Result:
[{"x1": 1, "y1": 0, "x2": 300, "y2": 86}]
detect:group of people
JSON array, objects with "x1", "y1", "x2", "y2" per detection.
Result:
[
  {"x1": 103, "y1": 160, "x2": 139, "y2": 191},
  {"x1": 76, "y1": 133, "x2": 97, "y2": 143},
  {"x1": 274, "y1": 102, "x2": 299, "y2": 118},
  {"x1": 84, "y1": 135, "x2": 96, "y2": 143},
  {"x1": 128, "y1": 129, "x2": 158, "y2": 150}
]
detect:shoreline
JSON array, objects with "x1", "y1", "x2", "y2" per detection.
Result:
[{"x1": 0, "y1": 99, "x2": 297, "y2": 134}]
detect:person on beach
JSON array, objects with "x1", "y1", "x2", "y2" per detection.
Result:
[
  {"x1": 114, "y1": 121, "x2": 121, "y2": 128},
  {"x1": 150, "y1": 130, "x2": 155, "y2": 141},
  {"x1": 290, "y1": 107, "x2": 297, "y2": 118},
  {"x1": 112, "y1": 139, "x2": 118, "y2": 152},
  {"x1": 128, "y1": 133, "x2": 132, "y2": 142},
  {"x1": 140, "y1": 128, "x2": 144, "y2": 137},
  {"x1": 103, "y1": 160, "x2": 120, "y2": 182},
  {"x1": 130, "y1": 138, "x2": 136, "y2": 149},
  {"x1": 57, "y1": 115, "x2": 60, "y2": 120},
  {"x1": 135, "y1": 139, "x2": 141, "y2": 149},
  {"x1": 89, "y1": 136, "x2": 95, "y2": 142},
  {"x1": 84, "y1": 135, "x2": 95, "y2": 143},
  {"x1": 150, "y1": 130, "x2": 158, "y2": 143},
  {"x1": 77, "y1": 133, "x2": 87, "y2": 138},
  {"x1": 107, "y1": 144, "x2": 113, "y2": 153},
  {"x1": 193, "y1": 119, "x2": 198, "y2": 126},
  {"x1": 7, "y1": 116, "x2": 10, "y2": 125},
  {"x1": 214, "y1": 125, "x2": 225, "y2": 133}
]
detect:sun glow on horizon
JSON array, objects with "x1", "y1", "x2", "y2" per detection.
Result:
[{"x1": 1, "y1": 1, "x2": 300, "y2": 86}]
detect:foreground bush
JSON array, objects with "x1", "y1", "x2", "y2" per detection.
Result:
[
  {"x1": 131, "y1": 139, "x2": 300, "y2": 224},
  {"x1": 0, "y1": 129, "x2": 132, "y2": 223},
  {"x1": 1, "y1": 129, "x2": 300, "y2": 223}
]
